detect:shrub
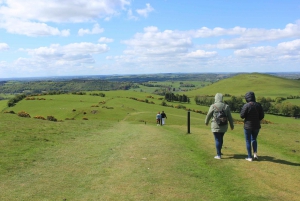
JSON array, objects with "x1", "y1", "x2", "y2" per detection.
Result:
[
  {"x1": 34, "y1": 116, "x2": 46, "y2": 120},
  {"x1": 18, "y1": 111, "x2": 31, "y2": 118},
  {"x1": 174, "y1": 105, "x2": 186, "y2": 109},
  {"x1": 47, "y1": 116, "x2": 57, "y2": 122},
  {"x1": 8, "y1": 94, "x2": 27, "y2": 107},
  {"x1": 25, "y1": 97, "x2": 36, "y2": 100},
  {"x1": 102, "y1": 106, "x2": 114, "y2": 109},
  {"x1": 4, "y1": 110, "x2": 15, "y2": 114}
]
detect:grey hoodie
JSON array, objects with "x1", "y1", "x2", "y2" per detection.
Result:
[{"x1": 205, "y1": 93, "x2": 234, "y2": 132}]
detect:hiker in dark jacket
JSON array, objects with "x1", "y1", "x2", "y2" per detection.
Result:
[
  {"x1": 205, "y1": 93, "x2": 234, "y2": 159},
  {"x1": 240, "y1": 91, "x2": 264, "y2": 161},
  {"x1": 161, "y1": 111, "x2": 167, "y2": 125}
]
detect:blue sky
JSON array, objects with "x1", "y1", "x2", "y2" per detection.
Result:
[{"x1": 0, "y1": 0, "x2": 300, "y2": 78}]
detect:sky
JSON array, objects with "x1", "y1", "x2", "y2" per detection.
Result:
[{"x1": 0, "y1": 0, "x2": 300, "y2": 78}]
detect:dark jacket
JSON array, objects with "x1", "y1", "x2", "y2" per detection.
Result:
[{"x1": 240, "y1": 91, "x2": 264, "y2": 129}]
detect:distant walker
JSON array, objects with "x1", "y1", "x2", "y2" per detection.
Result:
[{"x1": 161, "y1": 111, "x2": 167, "y2": 125}]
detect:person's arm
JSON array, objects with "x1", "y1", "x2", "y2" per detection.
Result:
[
  {"x1": 240, "y1": 104, "x2": 248, "y2": 119},
  {"x1": 226, "y1": 106, "x2": 234, "y2": 130},
  {"x1": 205, "y1": 106, "x2": 213, "y2": 125}
]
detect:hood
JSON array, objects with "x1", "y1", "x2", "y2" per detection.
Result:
[
  {"x1": 245, "y1": 91, "x2": 256, "y2": 102},
  {"x1": 214, "y1": 93, "x2": 223, "y2": 103}
]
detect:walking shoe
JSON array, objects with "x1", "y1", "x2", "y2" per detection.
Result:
[
  {"x1": 245, "y1": 158, "x2": 252, "y2": 162},
  {"x1": 253, "y1": 153, "x2": 258, "y2": 160},
  {"x1": 214, "y1": 156, "x2": 221, "y2": 159}
]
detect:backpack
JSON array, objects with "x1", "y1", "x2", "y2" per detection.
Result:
[{"x1": 213, "y1": 104, "x2": 228, "y2": 126}]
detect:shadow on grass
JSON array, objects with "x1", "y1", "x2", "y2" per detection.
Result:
[{"x1": 227, "y1": 154, "x2": 300, "y2": 166}]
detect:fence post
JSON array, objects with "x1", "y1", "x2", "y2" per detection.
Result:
[{"x1": 187, "y1": 111, "x2": 190, "y2": 134}]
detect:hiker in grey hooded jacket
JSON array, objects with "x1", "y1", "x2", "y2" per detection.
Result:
[
  {"x1": 205, "y1": 93, "x2": 234, "y2": 132},
  {"x1": 205, "y1": 93, "x2": 234, "y2": 159}
]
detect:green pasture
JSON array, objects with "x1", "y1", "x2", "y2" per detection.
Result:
[
  {"x1": 284, "y1": 98, "x2": 300, "y2": 106},
  {"x1": 184, "y1": 73, "x2": 300, "y2": 99},
  {"x1": 0, "y1": 100, "x2": 8, "y2": 112},
  {"x1": 130, "y1": 80, "x2": 209, "y2": 94},
  {"x1": 1, "y1": 73, "x2": 300, "y2": 200},
  {"x1": 1, "y1": 90, "x2": 300, "y2": 201},
  {"x1": 0, "y1": 93, "x2": 14, "y2": 98}
]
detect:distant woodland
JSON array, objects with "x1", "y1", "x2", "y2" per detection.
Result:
[{"x1": 0, "y1": 73, "x2": 233, "y2": 94}]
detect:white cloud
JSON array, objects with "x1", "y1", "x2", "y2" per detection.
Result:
[
  {"x1": 123, "y1": 23, "x2": 300, "y2": 56},
  {"x1": 277, "y1": 39, "x2": 300, "y2": 52},
  {"x1": 207, "y1": 22, "x2": 300, "y2": 49},
  {"x1": 136, "y1": 3, "x2": 154, "y2": 17},
  {"x1": 234, "y1": 46, "x2": 276, "y2": 58},
  {"x1": 0, "y1": 0, "x2": 131, "y2": 23},
  {"x1": 111, "y1": 23, "x2": 300, "y2": 73},
  {"x1": 78, "y1": 24, "x2": 104, "y2": 36},
  {"x1": 24, "y1": 42, "x2": 109, "y2": 58},
  {"x1": 0, "y1": 18, "x2": 70, "y2": 37},
  {"x1": 0, "y1": 43, "x2": 9, "y2": 51},
  {"x1": 190, "y1": 26, "x2": 246, "y2": 38},
  {"x1": 122, "y1": 26, "x2": 192, "y2": 51},
  {"x1": 235, "y1": 39, "x2": 300, "y2": 60},
  {"x1": 98, "y1": 37, "x2": 114, "y2": 43},
  {"x1": 9, "y1": 42, "x2": 110, "y2": 76},
  {"x1": 0, "y1": 0, "x2": 131, "y2": 36},
  {"x1": 127, "y1": 9, "x2": 138, "y2": 20},
  {"x1": 186, "y1": 50, "x2": 217, "y2": 58}
]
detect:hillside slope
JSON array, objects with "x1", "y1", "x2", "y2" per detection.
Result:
[{"x1": 184, "y1": 73, "x2": 300, "y2": 98}]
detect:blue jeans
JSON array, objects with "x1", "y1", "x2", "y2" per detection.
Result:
[
  {"x1": 244, "y1": 129, "x2": 260, "y2": 158},
  {"x1": 213, "y1": 132, "x2": 225, "y2": 156}
]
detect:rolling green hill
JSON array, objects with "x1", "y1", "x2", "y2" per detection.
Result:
[
  {"x1": 1, "y1": 73, "x2": 300, "y2": 200},
  {"x1": 183, "y1": 73, "x2": 300, "y2": 99}
]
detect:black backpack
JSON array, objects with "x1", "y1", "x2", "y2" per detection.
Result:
[{"x1": 213, "y1": 104, "x2": 228, "y2": 126}]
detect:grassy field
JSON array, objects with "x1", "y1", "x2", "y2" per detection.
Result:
[
  {"x1": 0, "y1": 73, "x2": 300, "y2": 201},
  {"x1": 183, "y1": 73, "x2": 300, "y2": 99}
]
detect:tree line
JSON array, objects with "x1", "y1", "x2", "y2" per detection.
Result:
[
  {"x1": 0, "y1": 80, "x2": 134, "y2": 94},
  {"x1": 165, "y1": 92, "x2": 190, "y2": 103},
  {"x1": 195, "y1": 95, "x2": 300, "y2": 117}
]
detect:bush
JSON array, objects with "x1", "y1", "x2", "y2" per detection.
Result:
[
  {"x1": 4, "y1": 110, "x2": 15, "y2": 114},
  {"x1": 8, "y1": 94, "x2": 27, "y2": 107},
  {"x1": 18, "y1": 111, "x2": 31, "y2": 118},
  {"x1": 34, "y1": 116, "x2": 46, "y2": 120},
  {"x1": 47, "y1": 116, "x2": 57, "y2": 122}
]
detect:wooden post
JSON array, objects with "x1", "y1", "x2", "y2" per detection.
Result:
[{"x1": 187, "y1": 111, "x2": 190, "y2": 134}]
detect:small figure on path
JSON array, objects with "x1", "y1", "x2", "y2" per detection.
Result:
[
  {"x1": 240, "y1": 91, "x2": 264, "y2": 161},
  {"x1": 156, "y1": 112, "x2": 161, "y2": 126},
  {"x1": 205, "y1": 93, "x2": 234, "y2": 159},
  {"x1": 161, "y1": 111, "x2": 167, "y2": 125}
]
